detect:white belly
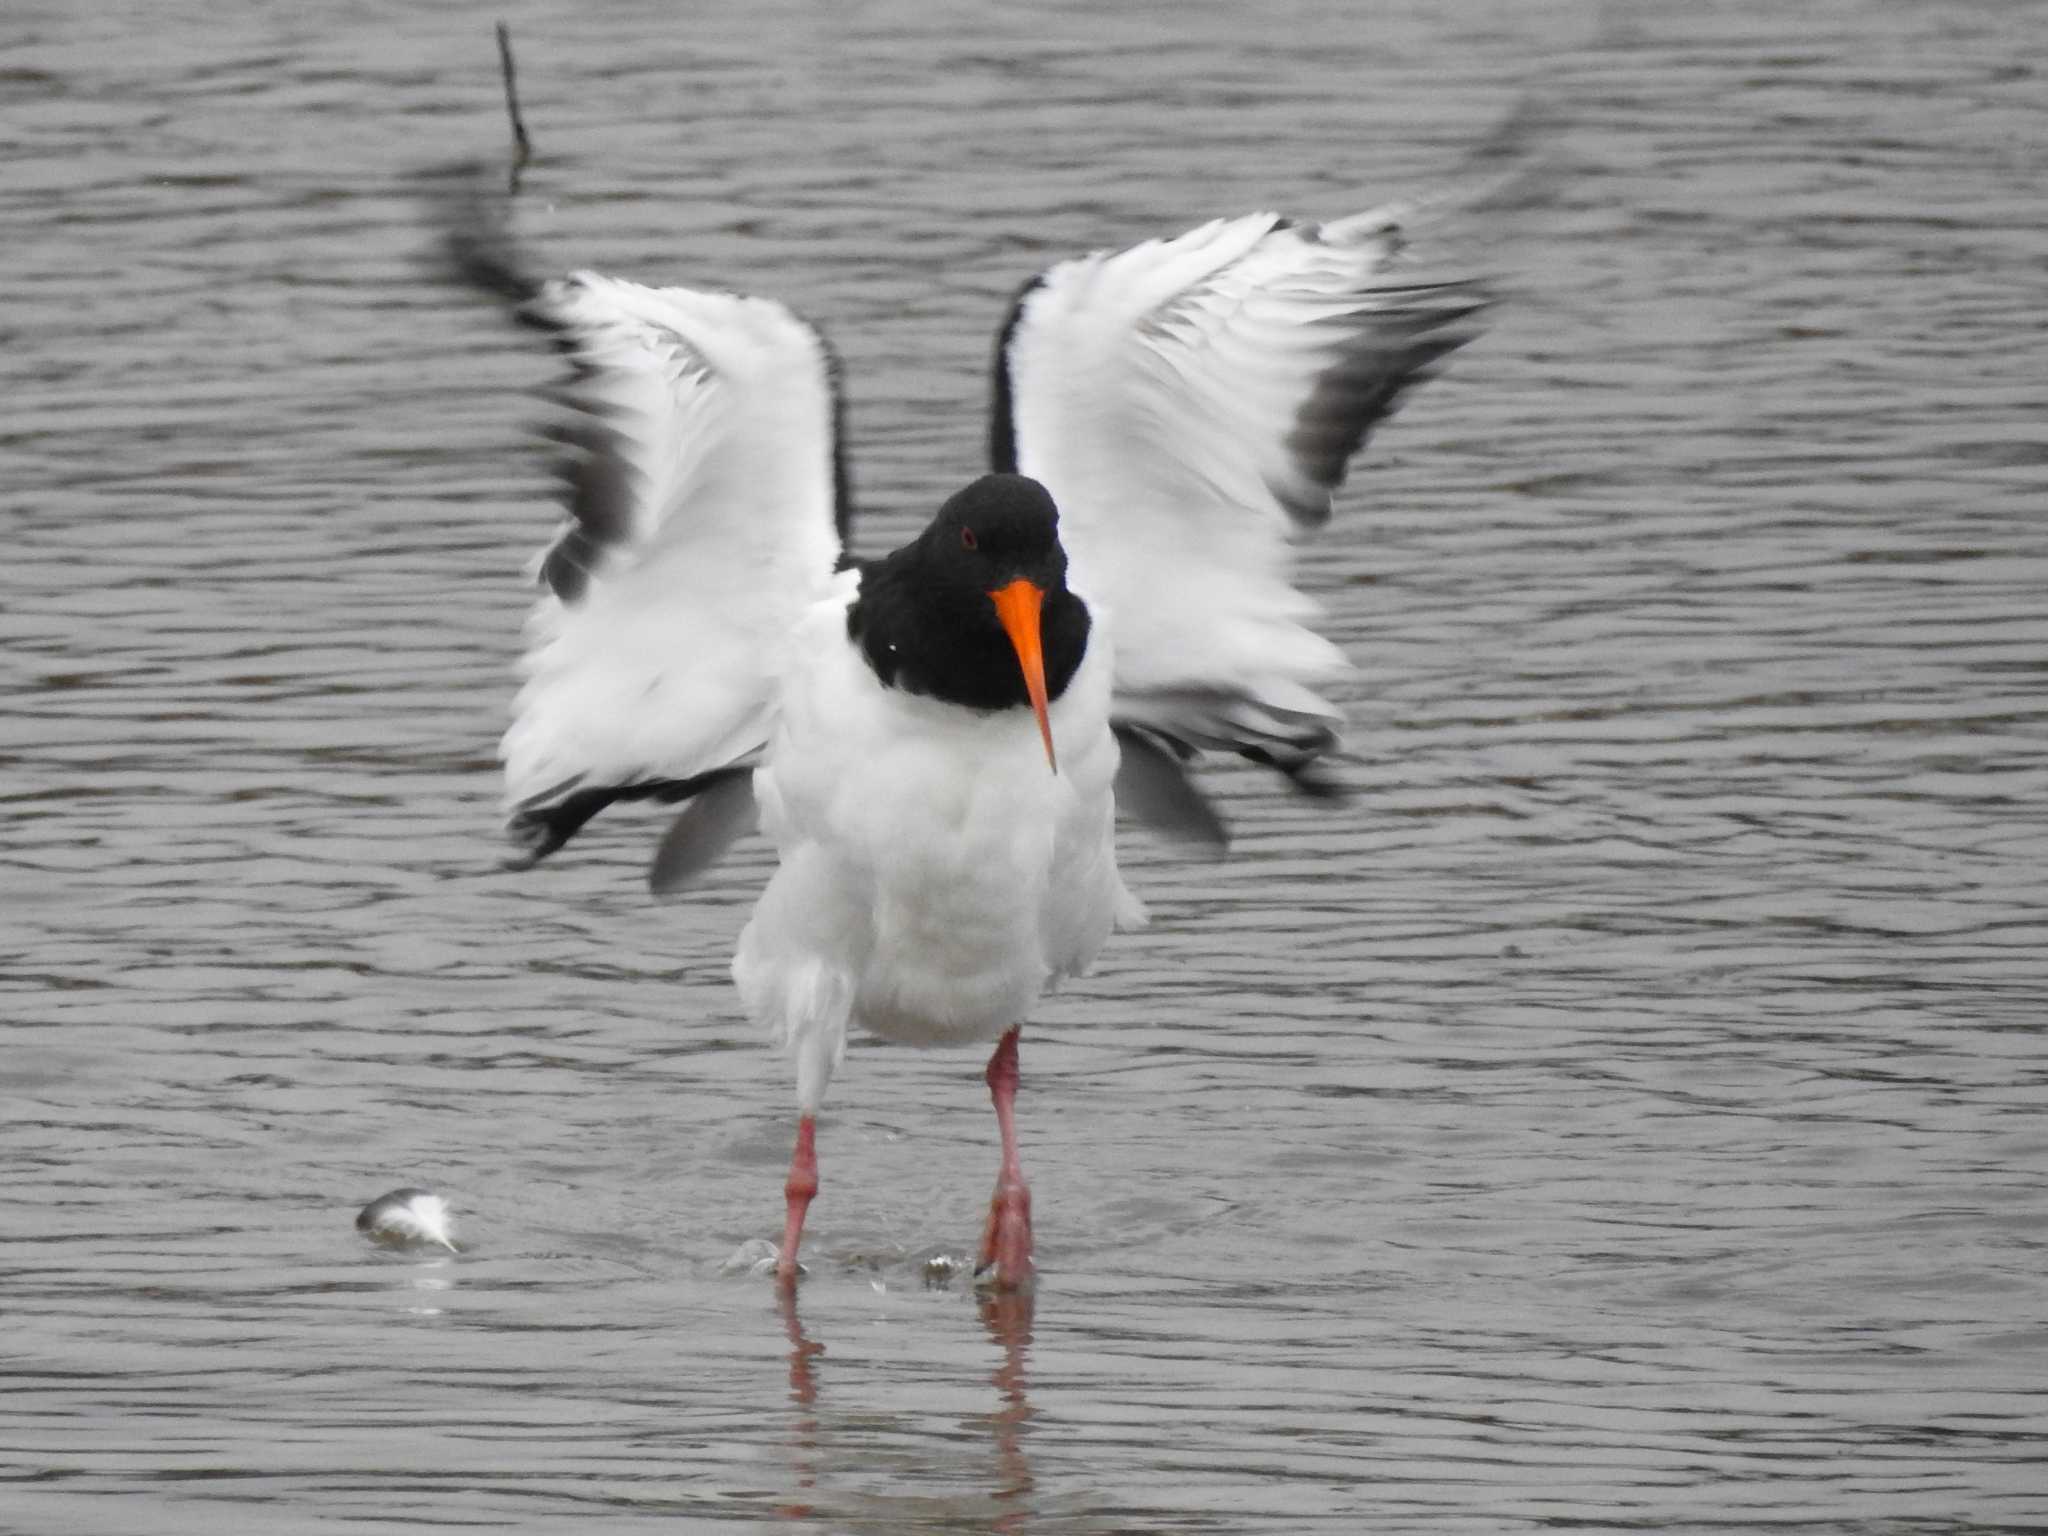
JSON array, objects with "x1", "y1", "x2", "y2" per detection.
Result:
[{"x1": 732, "y1": 577, "x2": 1139, "y2": 1106}]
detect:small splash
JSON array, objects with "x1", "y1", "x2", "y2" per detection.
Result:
[{"x1": 719, "y1": 1237, "x2": 786, "y2": 1278}]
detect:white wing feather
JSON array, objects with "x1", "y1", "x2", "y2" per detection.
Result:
[
  {"x1": 1000, "y1": 206, "x2": 1489, "y2": 769},
  {"x1": 502, "y1": 273, "x2": 842, "y2": 857}
]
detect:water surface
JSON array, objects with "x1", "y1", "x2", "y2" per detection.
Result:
[{"x1": 5, "y1": 0, "x2": 2046, "y2": 1530}]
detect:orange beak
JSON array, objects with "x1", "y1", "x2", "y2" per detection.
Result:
[{"x1": 988, "y1": 578, "x2": 1057, "y2": 773}]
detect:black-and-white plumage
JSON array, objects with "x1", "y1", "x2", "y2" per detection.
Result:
[
  {"x1": 994, "y1": 208, "x2": 1486, "y2": 778},
  {"x1": 434, "y1": 145, "x2": 1505, "y2": 1287},
  {"x1": 461, "y1": 261, "x2": 844, "y2": 872}
]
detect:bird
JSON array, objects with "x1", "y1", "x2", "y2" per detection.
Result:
[{"x1": 435, "y1": 146, "x2": 1505, "y2": 1290}]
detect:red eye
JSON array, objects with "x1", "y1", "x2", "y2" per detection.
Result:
[{"x1": 960, "y1": 527, "x2": 978, "y2": 551}]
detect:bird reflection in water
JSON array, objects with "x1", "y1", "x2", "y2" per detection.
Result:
[{"x1": 773, "y1": 1286, "x2": 1037, "y2": 1529}]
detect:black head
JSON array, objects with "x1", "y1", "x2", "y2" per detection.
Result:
[
  {"x1": 928, "y1": 473, "x2": 1068, "y2": 594},
  {"x1": 848, "y1": 473, "x2": 1090, "y2": 767}
]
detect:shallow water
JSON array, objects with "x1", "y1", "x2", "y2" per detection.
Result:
[{"x1": 6, "y1": 0, "x2": 2047, "y2": 1530}]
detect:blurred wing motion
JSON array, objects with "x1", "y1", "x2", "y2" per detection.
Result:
[
  {"x1": 994, "y1": 196, "x2": 1493, "y2": 814},
  {"x1": 442, "y1": 188, "x2": 844, "y2": 881}
]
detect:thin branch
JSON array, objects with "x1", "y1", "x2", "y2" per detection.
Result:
[{"x1": 496, "y1": 21, "x2": 533, "y2": 195}]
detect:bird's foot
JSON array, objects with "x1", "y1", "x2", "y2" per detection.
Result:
[{"x1": 973, "y1": 1180, "x2": 1034, "y2": 1292}]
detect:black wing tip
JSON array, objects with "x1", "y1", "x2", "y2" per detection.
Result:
[
  {"x1": 1279, "y1": 299, "x2": 1489, "y2": 517},
  {"x1": 1273, "y1": 485, "x2": 1336, "y2": 530},
  {"x1": 1230, "y1": 732, "x2": 1351, "y2": 803},
  {"x1": 1277, "y1": 757, "x2": 1352, "y2": 803},
  {"x1": 502, "y1": 768, "x2": 754, "y2": 870},
  {"x1": 1236, "y1": 726, "x2": 1340, "y2": 773},
  {"x1": 417, "y1": 159, "x2": 547, "y2": 312},
  {"x1": 419, "y1": 167, "x2": 611, "y2": 468},
  {"x1": 1275, "y1": 99, "x2": 1539, "y2": 511},
  {"x1": 1112, "y1": 711, "x2": 1350, "y2": 835},
  {"x1": 503, "y1": 803, "x2": 585, "y2": 869}
]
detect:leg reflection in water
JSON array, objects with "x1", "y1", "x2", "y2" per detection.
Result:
[
  {"x1": 775, "y1": 1287, "x2": 826, "y2": 1523},
  {"x1": 977, "y1": 1289, "x2": 1036, "y2": 1523},
  {"x1": 771, "y1": 1284, "x2": 1039, "y2": 1531}
]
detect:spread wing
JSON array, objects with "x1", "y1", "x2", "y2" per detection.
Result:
[
  {"x1": 440, "y1": 186, "x2": 844, "y2": 881},
  {"x1": 992, "y1": 197, "x2": 1492, "y2": 811}
]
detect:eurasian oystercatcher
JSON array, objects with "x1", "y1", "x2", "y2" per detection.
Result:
[{"x1": 438, "y1": 163, "x2": 1496, "y2": 1289}]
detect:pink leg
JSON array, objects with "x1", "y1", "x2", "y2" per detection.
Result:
[
  {"x1": 975, "y1": 1027, "x2": 1034, "y2": 1290},
  {"x1": 777, "y1": 1115, "x2": 818, "y2": 1287}
]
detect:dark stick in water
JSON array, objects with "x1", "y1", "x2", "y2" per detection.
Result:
[{"x1": 496, "y1": 21, "x2": 532, "y2": 195}]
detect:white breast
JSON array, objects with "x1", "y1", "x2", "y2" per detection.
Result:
[{"x1": 732, "y1": 575, "x2": 1141, "y2": 1106}]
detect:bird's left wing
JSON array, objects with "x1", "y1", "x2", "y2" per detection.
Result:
[
  {"x1": 442, "y1": 192, "x2": 844, "y2": 883},
  {"x1": 994, "y1": 194, "x2": 1493, "y2": 830}
]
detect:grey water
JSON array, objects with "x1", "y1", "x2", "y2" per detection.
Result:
[{"x1": 5, "y1": 0, "x2": 2046, "y2": 1530}]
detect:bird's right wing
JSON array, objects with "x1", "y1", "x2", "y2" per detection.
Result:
[{"x1": 441, "y1": 190, "x2": 845, "y2": 880}]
